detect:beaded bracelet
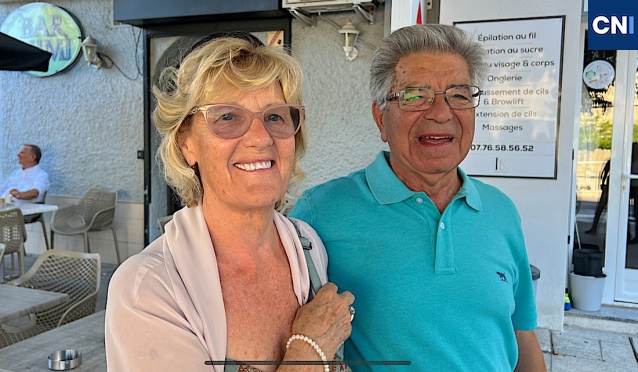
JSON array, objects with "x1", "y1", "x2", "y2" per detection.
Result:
[{"x1": 285, "y1": 334, "x2": 329, "y2": 372}]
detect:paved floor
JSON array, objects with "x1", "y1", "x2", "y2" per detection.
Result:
[
  {"x1": 537, "y1": 324, "x2": 637, "y2": 371},
  {"x1": 3, "y1": 253, "x2": 638, "y2": 371}
]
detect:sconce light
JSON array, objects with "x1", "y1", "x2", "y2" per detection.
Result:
[
  {"x1": 338, "y1": 21, "x2": 360, "y2": 62},
  {"x1": 81, "y1": 35, "x2": 103, "y2": 69}
]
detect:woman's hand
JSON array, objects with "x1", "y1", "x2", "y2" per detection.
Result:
[{"x1": 289, "y1": 282, "x2": 354, "y2": 359}]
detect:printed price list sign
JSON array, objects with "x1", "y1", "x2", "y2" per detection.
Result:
[{"x1": 456, "y1": 17, "x2": 564, "y2": 178}]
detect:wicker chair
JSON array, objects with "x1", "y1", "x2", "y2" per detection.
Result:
[
  {"x1": 0, "y1": 243, "x2": 5, "y2": 280},
  {"x1": 23, "y1": 190, "x2": 50, "y2": 250},
  {"x1": 0, "y1": 208, "x2": 27, "y2": 276},
  {"x1": 50, "y1": 188, "x2": 121, "y2": 264},
  {"x1": 158, "y1": 215, "x2": 173, "y2": 234},
  {"x1": 0, "y1": 249, "x2": 101, "y2": 348}
]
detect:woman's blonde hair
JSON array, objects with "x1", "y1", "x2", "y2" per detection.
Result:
[{"x1": 153, "y1": 36, "x2": 306, "y2": 209}]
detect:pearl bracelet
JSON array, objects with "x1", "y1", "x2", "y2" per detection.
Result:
[{"x1": 285, "y1": 334, "x2": 329, "y2": 372}]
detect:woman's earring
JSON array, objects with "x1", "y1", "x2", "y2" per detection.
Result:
[{"x1": 186, "y1": 163, "x2": 196, "y2": 178}]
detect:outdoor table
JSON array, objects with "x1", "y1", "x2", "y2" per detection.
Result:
[
  {"x1": 0, "y1": 284, "x2": 69, "y2": 324},
  {"x1": 0, "y1": 310, "x2": 106, "y2": 371},
  {"x1": 0, "y1": 202, "x2": 58, "y2": 215}
]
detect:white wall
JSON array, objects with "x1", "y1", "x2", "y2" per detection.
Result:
[
  {"x1": 292, "y1": 12, "x2": 388, "y2": 190},
  {"x1": 440, "y1": 0, "x2": 583, "y2": 330},
  {"x1": 0, "y1": 0, "x2": 145, "y2": 202},
  {"x1": 1, "y1": 0, "x2": 145, "y2": 264}
]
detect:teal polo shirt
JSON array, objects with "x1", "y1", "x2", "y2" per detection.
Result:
[{"x1": 290, "y1": 151, "x2": 537, "y2": 371}]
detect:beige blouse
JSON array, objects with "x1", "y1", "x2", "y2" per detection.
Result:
[{"x1": 104, "y1": 205, "x2": 328, "y2": 371}]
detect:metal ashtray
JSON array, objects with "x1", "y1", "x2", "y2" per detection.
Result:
[{"x1": 48, "y1": 349, "x2": 82, "y2": 370}]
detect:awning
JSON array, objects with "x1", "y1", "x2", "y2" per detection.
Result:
[{"x1": 0, "y1": 32, "x2": 52, "y2": 72}]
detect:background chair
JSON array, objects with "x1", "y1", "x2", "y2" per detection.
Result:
[
  {"x1": 0, "y1": 208, "x2": 27, "y2": 276},
  {"x1": 0, "y1": 243, "x2": 5, "y2": 281},
  {"x1": 158, "y1": 215, "x2": 173, "y2": 234},
  {"x1": 0, "y1": 249, "x2": 101, "y2": 348},
  {"x1": 22, "y1": 190, "x2": 50, "y2": 250},
  {"x1": 50, "y1": 187, "x2": 121, "y2": 264}
]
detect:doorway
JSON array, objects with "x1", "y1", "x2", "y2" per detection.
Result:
[
  {"x1": 575, "y1": 31, "x2": 638, "y2": 304},
  {"x1": 143, "y1": 20, "x2": 291, "y2": 244}
]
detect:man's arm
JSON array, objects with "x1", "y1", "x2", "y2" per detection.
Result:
[
  {"x1": 9, "y1": 188, "x2": 39, "y2": 201},
  {"x1": 514, "y1": 330, "x2": 546, "y2": 371}
]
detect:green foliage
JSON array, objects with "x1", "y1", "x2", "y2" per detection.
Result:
[{"x1": 579, "y1": 112, "x2": 638, "y2": 150}]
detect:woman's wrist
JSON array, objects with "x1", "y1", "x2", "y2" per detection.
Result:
[{"x1": 285, "y1": 334, "x2": 329, "y2": 372}]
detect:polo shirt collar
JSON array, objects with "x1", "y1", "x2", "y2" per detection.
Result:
[
  {"x1": 365, "y1": 151, "x2": 482, "y2": 211},
  {"x1": 456, "y1": 167, "x2": 482, "y2": 211},
  {"x1": 366, "y1": 152, "x2": 415, "y2": 204}
]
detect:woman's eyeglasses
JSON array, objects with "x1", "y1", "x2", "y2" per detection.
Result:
[
  {"x1": 385, "y1": 85, "x2": 483, "y2": 111},
  {"x1": 188, "y1": 103, "x2": 305, "y2": 139}
]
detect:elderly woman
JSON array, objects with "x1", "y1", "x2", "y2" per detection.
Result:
[{"x1": 105, "y1": 34, "x2": 354, "y2": 371}]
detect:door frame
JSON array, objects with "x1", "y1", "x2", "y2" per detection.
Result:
[{"x1": 610, "y1": 49, "x2": 638, "y2": 304}]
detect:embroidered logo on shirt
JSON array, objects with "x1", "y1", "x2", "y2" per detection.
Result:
[{"x1": 497, "y1": 272, "x2": 508, "y2": 283}]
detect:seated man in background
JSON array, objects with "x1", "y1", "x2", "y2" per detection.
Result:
[{"x1": 0, "y1": 144, "x2": 49, "y2": 204}]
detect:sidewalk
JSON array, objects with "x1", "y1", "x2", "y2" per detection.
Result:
[{"x1": 537, "y1": 307, "x2": 638, "y2": 371}]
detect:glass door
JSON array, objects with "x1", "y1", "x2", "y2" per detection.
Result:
[
  {"x1": 614, "y1": 50, "x2": 638, "y2": 303},
  {"x1": 575, "y1": 32, "x2": 638, "y2": 304}
]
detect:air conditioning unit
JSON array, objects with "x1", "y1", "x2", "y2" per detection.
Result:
[
  {"x1": 283, "y1": 0, "x2": 380, "y2": 25},
  {"x1": 282, "y1": 0, "x2": 377, "y2": 13}
]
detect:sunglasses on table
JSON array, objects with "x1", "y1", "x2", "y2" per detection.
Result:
[{"x1": 188, "y1": 103, "x2": 305, "y2": 139}]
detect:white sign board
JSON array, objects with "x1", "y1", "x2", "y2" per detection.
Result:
[{"x1": 456, "y1": 17, "x2": 564, "y2": 178}]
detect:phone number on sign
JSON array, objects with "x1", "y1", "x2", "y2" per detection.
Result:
[{"x1": 470, "y1": 144, "x2": 535, "y2": 152}]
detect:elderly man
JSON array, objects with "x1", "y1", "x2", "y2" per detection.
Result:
[
  {"x1": 290, "y1": 25, "x2": 544, "y2": 371},
  {"x1": 0, "y1": 144, "x2": 49, "y2": 204}
]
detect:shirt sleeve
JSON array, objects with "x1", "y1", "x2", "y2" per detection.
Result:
[
  {"x1": 31, "y1": 169, "x2": 49, "y2": 197},
  {"x1": 289, "y1": 194, "x2": 314, "y2": 226},
  {"x1": 511, "y1": 246, "x2": 538, "y2": 331},
  {"x1": 0, "y1": 169, "x2": 20, "y2": 196},
  {"x1": 105, "y1": 260, "x2": 214, "y2": 372}
]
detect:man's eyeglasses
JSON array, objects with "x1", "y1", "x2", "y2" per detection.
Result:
[
  {"x1": 188, "y1": 103, "x2": 305, "y2": 139},
  {"x1": 384, "y1": 85, "x2": 483, "y2": 111}
]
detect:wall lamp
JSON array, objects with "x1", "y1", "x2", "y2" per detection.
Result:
[
  {"x1": 80, "y1": 35, "x2": 142, "y2": 80},
  {"x1": 81, "y1": 36, "x2": 104, "y2": 68},
  {"x1": 338, "y1": 21, "x2": 360, "y2": 61}
]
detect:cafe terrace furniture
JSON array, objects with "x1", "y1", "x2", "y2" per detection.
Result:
[
  {"x1": 11, "y1": 202, "x2": 59, "y2": 216},
  {"x1": 0, "y1": 243, "x2": 4, "y2": 280},
  {"x1": 158, "y1": 214, "x2": 173, "y2": 234},
  {"x1": 0, "y1": 250, "x2": 100, "y2": 348},
  {"x1": 22, "y1": 191, "x2": 50, "y2": 250},
  {"x1": 0, "y1": 284, "x2": 68, "y2": 325},
  {"x1": 0, "y1": 310, "x2": 106, "y2": 371},
  {"x1": 0, "y1": 208, "x2": 26, "y2": 276},
  {"x1": 0, "y1": 203, "x2": 58, "y2": 277},
  {"x1": 50, "y1": 187, "x2": 121, "y2": 264}
]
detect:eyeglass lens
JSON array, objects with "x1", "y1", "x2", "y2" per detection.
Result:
[
  {"x1": 204, "y1": 104, "x2": 303, "y2": 139},
  {"x1": 399, "y1": 86, "x2": 480, "y2": 110}
]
